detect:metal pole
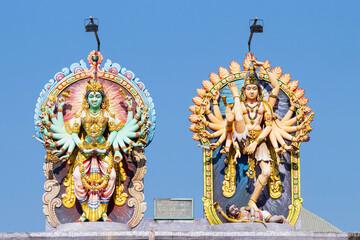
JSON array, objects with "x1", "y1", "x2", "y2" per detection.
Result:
[
  {"x1": 90, "y1": 16, "x2": 100, "y2": 52},
  {"x1": 248, "y1": 18, "x2": 258, "y2": 53}
]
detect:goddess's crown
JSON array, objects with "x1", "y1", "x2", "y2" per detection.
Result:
[
  {"x1": 86, "y1": 78, "x2": 104, "y2": 92},
  {"x1": 244, "y1": 65, "x2": 260, "y2": 87}
]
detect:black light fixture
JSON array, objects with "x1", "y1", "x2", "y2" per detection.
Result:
[
  {"x1": 248, "y1": 17, "x2": 264, "y2": 53},
  {"x1": 85, "y1": 18, "x2": 99, "y2": 32},
  {"x1": 84, "y1": 16, "x2": 100, "y2": 52}
]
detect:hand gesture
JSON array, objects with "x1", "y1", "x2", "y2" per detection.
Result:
[
  {"x1": 290, "y1": 97, "x2": 297, "y2": 108},
  {"x1": 125, "y1": 95, "x2": 133, "y2": 108},
  {"x1": 210, "y1": 142, "x2": 220, "y2": 149},
  {"x1": 213, "y1": 92, "x2": 220, "y2": 102},
  {"x1": 58, "y1": 98, "x2": 66, "y2": 108},
  {"x1": 250, "y1": 56, "x2": 264, "y2": 67},
  {"x1": 198, "y1": 115, "x2": 206, "y2": 123},
  {"x1": 83, "y1": 148, "x2": 106, "y2": 156},
  {"x1": 83, "y1": 148, "x2": 95, "y2": 155},
  {"x1": 205, "y1": 101, "x2": 211, "y2": 113},
  {"x1": 96, "y1": 148, "x2": 107, "y2": 155},
  {"x1": 298, "y1": 121, "x2": 306, "y2": 130},
  {"x1": 234, "y1": 149, "x2": 241, "y2": 164},
  {"x1": 59, "y1": 154, "x2": 70, "y2": 162},
  {"x1": 246, "y1": 142, "x2": 258, "y2": 154}
]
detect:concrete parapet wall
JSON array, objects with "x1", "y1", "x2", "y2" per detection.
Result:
[{"x1": 1, "y1": 219, "x2": 354, "y2": 240}]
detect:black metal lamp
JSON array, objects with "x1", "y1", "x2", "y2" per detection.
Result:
[{"x1": 84, "y1": 16, "x2": 100, "y2": 51}]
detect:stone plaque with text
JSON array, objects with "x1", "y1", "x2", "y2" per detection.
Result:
[{"x1": 154, "y1": 198, "x2": 194, "y2": 220}]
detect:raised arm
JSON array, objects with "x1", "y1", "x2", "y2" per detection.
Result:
[
  {"x1": 281, "y1": 97, "x2": 298, "y2": 123},
  {"x1": 251, "y1": 57, "x2": 279, "y2": 107},
  {"x1": 212, "y1": 92, "x2": 224, "y2": 121},
  {"x1": 124, "y1": 96, "x2": 134, "y2": 123},
  {"x1": 266, "y1": 69, "x2": 279, "y2": 107},
  {"x1": 205, "y1": 101, "x2": 223, "y2": 124},
  {"x1": 41, "y1": 102, "x2": 78, "y2": 161}
]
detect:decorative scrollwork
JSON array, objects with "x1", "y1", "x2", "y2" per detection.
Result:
[
  {"x1": 127, "y1": 146, "x2": 147, "y2": 227},
  {"x1": 222, "y1": 149, "x2": 237, "y2": 198},
  {"x1": 113, "y1": 161, "x2": 128, "y2": 206},
  {"x1": 42, "y1": 178, "x2": 61, "y2": 227}
]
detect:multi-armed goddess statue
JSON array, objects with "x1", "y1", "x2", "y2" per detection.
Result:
[
  {"x1": 189, "y1": 54, "x2": 314, "y2": 226},
  {"x1": 34, "y1": 51, "x2": 155, "y2": 227}
]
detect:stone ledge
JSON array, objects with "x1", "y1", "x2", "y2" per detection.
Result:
[
  {"x1": 0, "y1": 231, "x2": 350, "y2": 240},
  {"x1": 46, "y1": 218, "x2": 294, "y2": 232}
]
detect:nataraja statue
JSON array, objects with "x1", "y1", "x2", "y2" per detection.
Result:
[
  {"x1": 34, "y1": 51, "x2": 156, "y2": 227},
  {"x1": 189, "y1": 53, "x2": 314, "y2": 226}
]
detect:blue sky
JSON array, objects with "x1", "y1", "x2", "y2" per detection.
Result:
[{"x1": 1, "y1": 0, "x2": 359, "y2": 233}]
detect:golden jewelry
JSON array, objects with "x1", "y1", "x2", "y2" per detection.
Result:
[
  {"x1": 80, "y1": 163, "x2": 112, "y2": 191},
  {"x1": 109, "y1": 121, "x2": 123, "y2": 132},
  {"x1": 244, "y1": 65, "x2": 260, "y2": 86},
  {"x1": 72, "y1": 122, "x2": 80, "y2": 133},
  {"x1": 258, "y1": 177, "x2": 267, "y2": 187},
  {"x1": 289, "y1": 106, "x2": 296, "y2": 112},
  {"x1": 233, "y1": 96, "x2": 240, "y2": 100},
  {"x1": 250, "y1": 198, "x2": 257, "y2": 203},
  {"x1": 269, "y1": 94, "x2": 277, "y2": 99},
  {"x1": 83, "y1": 110, "x2": 105, "y2": 138},
  {"x1": 86, "y1": 78, "x2": 105, "y2": 93}
]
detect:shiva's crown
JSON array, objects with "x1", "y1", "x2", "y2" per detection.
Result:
[{"x1": 244, "y1": 65, "x2": 260, "y2": 87}]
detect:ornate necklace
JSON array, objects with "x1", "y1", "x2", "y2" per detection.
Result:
[
  {"x1": 89, "y1": 109, "x2": 101, "y2": 116},
  {"x1": 83, "y1": 109, "x2": 105, "y2": 138},
  {"x1": 244, "y1": 102, "x2": 261, "y2": 125}
]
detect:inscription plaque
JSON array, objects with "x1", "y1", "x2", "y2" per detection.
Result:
[{"x1": 154, "y1": 198, "x2": 194, "y2": 220}]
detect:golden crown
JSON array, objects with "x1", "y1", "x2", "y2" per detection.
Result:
[
  {"x1": 244, "y1": 65, "x2": 260, "y2": 86},
  {"x1": 86, "y1": 78, "x2": 104, "y2": 92}
]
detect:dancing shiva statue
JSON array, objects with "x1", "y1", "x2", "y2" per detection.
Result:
[
  {"x1": 189, "y1": 53, "x2": 314, "y2": 226},
  {"x1": 34, "y1": 51, "x2": 156, "y2": 227}
]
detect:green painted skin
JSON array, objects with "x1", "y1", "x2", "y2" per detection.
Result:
[
  {"x1": 42, "y1": 91, "x2": 149, "y2": 158},
  {"x1": 41, "y1": 91, "x2": 150, "y2": 222},
  {"x1": 79, "y1": 91, "x2": 108, "y2": 156}
]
